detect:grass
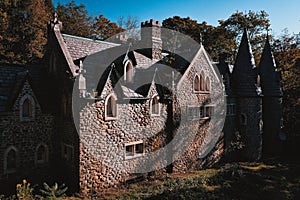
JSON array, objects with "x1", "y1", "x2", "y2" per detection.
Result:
[{"x1": 88, "y1": 161, "x2": 300, "y2": 200}]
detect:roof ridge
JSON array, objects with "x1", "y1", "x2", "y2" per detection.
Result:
[{"x1": 61, "y1": 34, "x2": 121, "y2": 46}]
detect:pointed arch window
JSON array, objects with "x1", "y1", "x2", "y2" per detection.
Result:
[
  {"x1": 205, "y1": 76, "x2": 210, "y2": 92},
  {"x1": 35, "y1": 144, "x2": 48, "y2": 165},
  {"x1": 105, "y1": 94, "x2": 117, "y2": 120},
  {"x1": 151, "y1": 95, "x2": 160, "y2": 116},
  {"x1": 4, "y1": 146, "x2": 18, "y2": 173},
  {"x1": 23, "y1": 99, "x2": 31, "y2": 117},
  {"x1": 200, "y1": 71, "x2": 205, "y2": 91},
  {"x1": 124, "y1": 60, "x2": 134, "y2": 83},
  {"x1": 240, "y1": 113, "x2": 247, "y2": 125},
  {"x1": 20, "y1": 94, "x2": 35, "y2": 121},
  {"x1": 193, "y1": 74, "x2": 200, "y2": 92}
]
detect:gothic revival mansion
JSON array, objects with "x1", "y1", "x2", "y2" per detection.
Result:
[{"x1": 0, "y1": 16, "x2": 282, "y2": 194}]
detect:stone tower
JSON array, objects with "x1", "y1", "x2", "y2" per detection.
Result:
[
  {"x1": 140, "y1": 19, "x2": 162, "y2": 60},
  {"x1": 259, "y1": 36, "x2": 283, "y2": 157},
  {"x1": 231, "y1": 28, "x2": 262, "y2": 161}
]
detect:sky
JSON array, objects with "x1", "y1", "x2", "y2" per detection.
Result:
[{"x1": 52, "y1": 0, "x2": 300, "y2": 35}]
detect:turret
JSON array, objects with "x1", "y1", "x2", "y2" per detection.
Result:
[
  {"x1": 231, "y1": 28, "x2": 262, "y2": 161},
  {"x1": 259, "y1": 36, "x2": 283, "y2": 157}
]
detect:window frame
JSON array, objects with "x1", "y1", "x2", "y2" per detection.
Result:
[
  {"x1": 193, "y1": 74, "x2": 200, "y2": 93},
  {"x1": 226, "y1": 103, "x2": 236, "y2": 116},
  {"x1": 125, "y1": 141, "x2": 144, "y2": 160},
  {"x1": 61, "y1": 143, "x2": 74, "y2": 162},
  {"x1": 150, "y1": 94, "x2": 160, "y2": 116},
  {"x1": 35, "y1": 143, "x2": 49, "y2": 165},
  {"x1": 3, "y1": 146, "x2": 18, "y2": 174},
  {"x1": 124, "y1": 60, "x2": 134, "y2": 83},
  {"x1": 19, "y1": 94, "x2": 35, "y2": 121},
  {"x1": 240, "y1": 113, "x2": 247, "y2": 125},
  {"x1": 105, "y1": 93, "x2": 118, "y2": 121}
]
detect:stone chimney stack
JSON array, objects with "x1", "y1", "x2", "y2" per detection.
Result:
[{"x1": 140, "y1": 19, "x2": 162, "y2": 60}]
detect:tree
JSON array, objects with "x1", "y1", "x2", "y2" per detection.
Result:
[
  {"x1": 162, "y1": 16, "x2": 235, "y2": 61},
  {"x1": 0, "y1": 0, "x2": 51, "y2": 64},
  {"x1": 117, "y1": 16, "x2": 140, "y2": 39},
  {"x1": 56, "y1": 0, "x2": 93, "y2": 38},
  {"x1": 93, "y1": 14, "x2": 124, "y2": 40},
  {"x1": 272, "y1": 29, "x2": 300, "y2": 138},
  {"x1": 219, "y1": 10, "x2": 270, "y2": 62}
]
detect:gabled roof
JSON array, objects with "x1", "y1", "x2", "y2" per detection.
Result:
[{"x1": 0, "y1": 65, "x2": 52, "y2": 112}]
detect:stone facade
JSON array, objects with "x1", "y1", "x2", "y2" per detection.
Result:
[
  {"x1": 0, "y1": 16, "x2": 282, "y2": 196},
  {"x1": 0, "y1": 71, "x2": 54, "y2": 193}
]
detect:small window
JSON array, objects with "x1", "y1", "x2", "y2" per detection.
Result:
[
  {"x1": 240, "y1": 113, "x2": 247, "y2": 125},
  {"x1": 4, "y1": 146, "x2": 18, "y2": 173},
  {"x1": 125, "y1": 141, "x2": 144, "y2": 159},
  {"x1": 62, "y1": 144, "x2": 73, "y2": 162},
  {"x1": 200, "y1": 71, "x2": 205, "y2": 91},
  {"x1": 23, "y1": 99, "x2": 32, "y2": 117},
  {"x1": 226, "y1": 104, "x2": 236, "y2": 116},
  {"x1": 193, "y1": 74, "x2": 200, "y2": 92},
  {"x1": 35, "y1": 144, "x2": 48, "y2": 164},
  {"x1": 205, "y1": 106, "x2": 212, "y2": 118},
  {"x1": 200, "y1": 105, "x2": 214, "y2": 119},
  {"x1": 105, "y1": 94, "x2": 117, "y2": 120},
  {"x1": 124, "y1": 60, "x2": 134, "y2": 83},
  {"x1": 151, "y1": 95, "x2": 160, "y2": 116},
  {"x1": 205, "y1": 76, "x2": 210, "y2": 91},
  {"x1": 20, "y1": 94, "x2": 35, "y2": 121}
]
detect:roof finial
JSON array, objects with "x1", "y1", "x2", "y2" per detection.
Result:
[
  {"x1": 53, "y1": 12, "x2": 58, "y2": 23},
  {"x1": 243, "y1": 10, "x2": 248, "y2": 29},
  {"x1": 199, "y1": 32, "x2": 203, "y2": 45}
]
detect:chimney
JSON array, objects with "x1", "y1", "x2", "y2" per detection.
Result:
[{"x1": 140, "y1": 19, "x2": 162, "y2": 60}]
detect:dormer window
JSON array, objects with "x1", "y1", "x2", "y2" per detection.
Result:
[
  {"x1": 20, "y1": 94, "x2": 35, "y2": 121},
  {"x1": 150, "y1": 95, "x2": 160, "y2": 116},
  {"x1": 193, "y1": 74, "x2": 200, "y2": 92},
  {"x1": 23, "y1": 99, "x2": 32, "y2": 117},
  {"x1": 124, "y1": 60, "x2": 133, "y2": 83},
  {"x1": 105, "y1": 94, "x2": 117, "y2": 120}
]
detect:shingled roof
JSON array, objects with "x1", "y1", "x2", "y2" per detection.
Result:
[
  {"x1": 61, "y1": 34, "x2": 120, "y2": 61},
  {"x1": 0, "y1": 65, "x2": 53, "y2": 112}
]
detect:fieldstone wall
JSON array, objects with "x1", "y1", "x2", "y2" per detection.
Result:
[
  {"x1": 78, "y1": 48, "x2": 225, "y2": 194},
  {"x1": 173, "y1": 49, "x2": 224, "y2": 172},
  {"x1": 0, "y1": 81, "x2": 54, "y2": 193}
]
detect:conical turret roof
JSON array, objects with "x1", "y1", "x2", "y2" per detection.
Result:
[
  {"x1": 258, "y1": 36, "x2": 282, "y2": 96},
  {"x1": 232, "y1": 28, "x2": 259, "y2": 96}
]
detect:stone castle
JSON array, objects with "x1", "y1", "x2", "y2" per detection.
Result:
[{"x1": 0, "y1": 15, "x2": 282, "y2": 194}]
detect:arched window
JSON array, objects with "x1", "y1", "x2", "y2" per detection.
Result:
[
  {"x1": 35, "y1": 144, "x2": 48, "y2": 164},
  {"x1": 20, "y1": 94, "x2": 35, "y2": 121},
  {"x1": 240, "y1": 113, "x2": 247, "y2": 125},
  {"x1": 4, "y1": 146, "x2": 18, "y2": 173},
  {"x1": 200, "y1": 71, "x2": 205, "y2": 91},
  {"x1": 193, "y1": 74, "x2": 200, "y2": 92},
  {"x1": 124, "y1": 60, "x2": 133, "y2": 83},
  {"x1": 105, "y1": 94, "x2": 117, "y2": 120},
  {"x1": 151, "y1": 95, "x2": 160, "y2": 116},
  {"x1": 23, "y1": 98, "x2": 32, "y2": 117},
  {"x1": 205, "y1": 76, "x2": 210, "y2": 91}
]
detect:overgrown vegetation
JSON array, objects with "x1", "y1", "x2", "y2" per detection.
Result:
[{"x1": 1, "y1": 162, "x2": 299, "y2": 199}]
